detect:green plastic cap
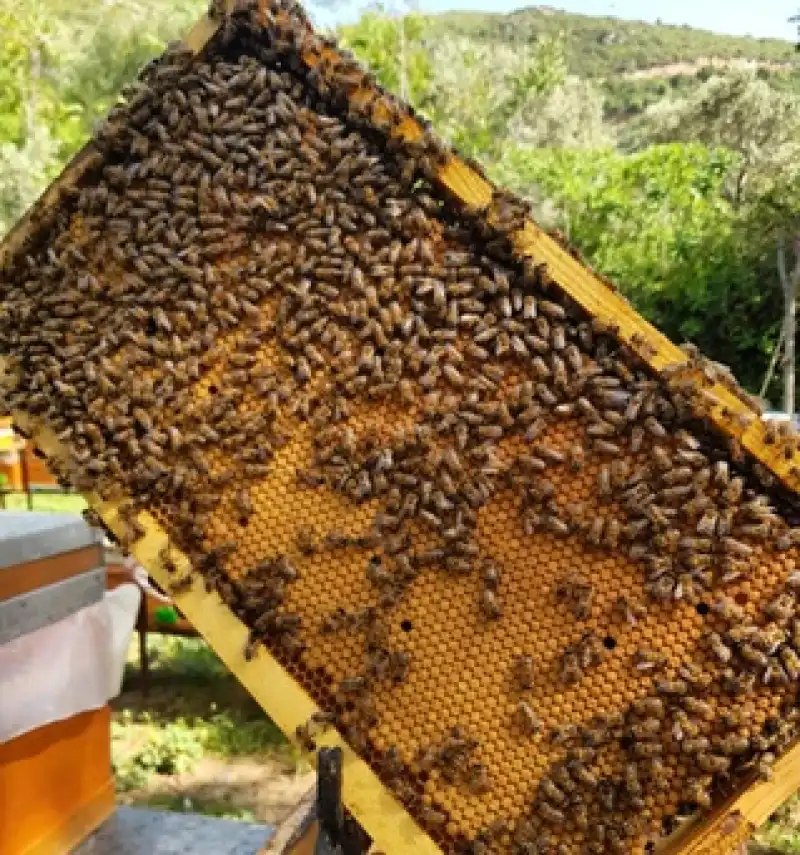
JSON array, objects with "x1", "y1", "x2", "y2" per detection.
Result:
[{"x1": 155, "y1": 606, "x2": 178, "y2": 625}]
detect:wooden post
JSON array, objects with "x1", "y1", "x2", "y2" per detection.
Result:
[
  {"x1": 136, "y1": 594, "x2": 149, "y2": 697},
  {"x1": 777, "y1": 235, "x2": 800, "y2": 418},
  {"x1": 20, "y1": 442, "x2": 33, "y2": 510}
]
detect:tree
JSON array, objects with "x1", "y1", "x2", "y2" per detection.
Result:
[
  {"x1": 509, "y1": 75, "x2": 613, "y2": 150},
  {"x1": 422, "y1": 33, "x2": 566, "y2": 161},
  {"x1": 338, "y1": 10, "x2": 432, "y2": 108},
  {"x1": 625, "y1": 71, "x2": 800, "y2": 408},
  {"x1": 626, "y1": 72, "x2": 800, "y2": 207},
  {"x1": 490, "y1": 142, "x2": 783, "y2": 396},
  {"x1": 0, "y1": 0, "x2": 203, "y2": 235}
]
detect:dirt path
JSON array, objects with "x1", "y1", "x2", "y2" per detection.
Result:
[
  {"x1": 622, "y1": 57, "x2": 792, "y2": 80},
  {"x1": 123, "y1": 756, "x2": 316, "y2": 824}
]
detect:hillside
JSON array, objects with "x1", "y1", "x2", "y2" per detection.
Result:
[
  {"x1": 424, "y1": 5, "x2": 796, "y2": 78},
  {"x1": 423, "y1": 5, "x2": 799, "y2": 119}
]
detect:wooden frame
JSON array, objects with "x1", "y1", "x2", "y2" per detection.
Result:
[{"x1": 3, "y1": 3, "x2": 800, "y2": 853}]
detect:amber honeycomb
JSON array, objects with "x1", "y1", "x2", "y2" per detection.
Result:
[{"x1": 2, "y1": 3, "x2": 800, "y2": 854}]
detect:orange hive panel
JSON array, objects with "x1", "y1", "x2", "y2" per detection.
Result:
[{"x1": 3, "y1": 3, "x2": 800, "y2": 854}]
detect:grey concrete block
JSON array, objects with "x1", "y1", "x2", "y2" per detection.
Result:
[
  {"x1": 73, "y1": 807, "x2": 274, "y2": 855},
  {"x1": 0, "y1": 512, "x2": 103, "y2": 569},
  {"x1": 0, "y1": 567, "x2": 105, "y2": 645}
]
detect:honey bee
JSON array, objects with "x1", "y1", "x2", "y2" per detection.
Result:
[
  {"x1": 158, "y1": 544, "x2": 179, "y2": 574},
  {"x1": 513, "y1": 654, "x2": 535, "y2": 690},
  {"x1": 632, "y1": 741, "x2": 663, "y2": 758},
  {"x1": 765, "y1": 592, "x2": 796, "y2": 622},
  {"x1": 568, "y1": 758, "x2": 598, "y2": 788},
  {"x1": 681, "y1": 737, "x2": 711, "y2": 755},
  {"x1": 419, "y1": 805, "x2": 447, "y2": 827},
  {"x1": 739, "y1": 642, "x2": 769, "y2": 669},
  {"x1": 338, "y1": 675, "x2": 368, "y2": 695},
  {"x1": 168, "y1": 570, "x2": 194, "y2": 595},
  {"x1": 309, "y1": 710, "x2": 336, "y2": 733},
  {"x1": 234, "y1": 487, "x2": 252, "y2": 520},
  {"x1": 696, "y1": 753, "x2": 730, "y2": 774},
  {"x1": 684, "y1": 778, "x2": 712, "y2": 809},
  {"x1": 656, "y1": 679, "x2": 688, "y2": 696},
  {"x1": 633, "y1": 648, "x2": 667, "y2": 672},
  {"x1": 559, "y1": 649, "x2": 583, "y2": 685},
  {"x1": 537, "y1": 801, "x2": 565, "y2": 825},
  {"x1": 780, "y1": 645, "x2": 800, "y2": 680},
  {"x1": 480, "y1": 588, "x2": 502, "y2": 619},
  {"x1": 567, "y1": 443, "x2": 584, "y2": 472},
  {"x1": 682, "y1": 697, "x2": 714, "y2": 720},
  {"x1": 632, "y1": 697, "x2": 664, "y2": 717},
  {"x1": 717, "y1": 734, "x2": 750, "y2": 755},
  {"x1": 539, "y1": 777, "x2": 568, "y2": 807},
  {"x1": 464, "y1": 763, "x2": 492, "y2": 795},
  {"x1": 293, "y1": 721, "x2": 316, "y2": 752},
  {"x1": 243, "y1": 633, "x2": 259, "y2": 661},
  {"x1": 712, "y1": 596, "x2": 746, "y2": 623},
  {"x1": 516, "y1": 701, "x2": 542, "y2": 735},
  {"x1": 295, "y1": 525, "x2": 317, "y2": 555},
  {"x1": 706, "y1": 631, "x2": 733, "y2": 663},
  {"x1": 630, "y1": 717, "x2": 661, "y2": 739},
  {"x1": 752, "y1": 751, "x2": 776, "y2": 781},
  {"x1": 549, "y1": 723, "x2": 579, "y2": 745},
  {"x1": 623, "y1": 762, "x2": 642, "y2": 797},
  {"x1": 721, "y1": 668, "x2": 756, "y2": 696},
  {"x1": 613, "y1": 595, "x2": 647, "y2": 625}
]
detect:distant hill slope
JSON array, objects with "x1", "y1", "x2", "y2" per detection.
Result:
[{"x1": 424, "y1": 5, "x2": 797, "y2": 79}]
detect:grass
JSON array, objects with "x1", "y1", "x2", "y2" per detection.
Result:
[
  {"x1": 754, "y1": 796, "x2": 800, "y2": 853},
  {"x1": 111, "y1": 635, "x2": 306, "y2": 824},
  {"x1": 0, "y1": 492, "x2": 86, "y2": 513}
]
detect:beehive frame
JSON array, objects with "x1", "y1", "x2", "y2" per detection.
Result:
[{"x1": 4, "y1": 2, "x2": 800, "y2": 854}]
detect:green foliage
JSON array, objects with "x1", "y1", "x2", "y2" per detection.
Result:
[
  {"x1": 491, "y1": 143, "x2": 783, "y2": 395},
  {"x1": 199, "y1": 712, "x2": 286, "y2": 756},
  {"x1": 626, "y1": 73, "x2": 800, "y2": 205},
  {"x1": 111, "y1": 720, "x2": 203, "y2": 792},
  {"x1": 339, "y1": 11, "x2": 432, "y2": 106},
  {"x1": 421, "y1": 33, "x2": 566, "y2": 159},
  {"x1": 128, "y1": 724, "x2": 205, "y2": 775},
  {"x1": 602, "y1": 74, "x2": 700, "y2": 120},
  {"x1": 1, "y1": 493, "x2": 86, "y2": 512},
  {"x1": 754, "y1": 794, "x2": 800, "y2": 852},
  {"x1": 0, "y1": 0, "x2": 203, "y2": 232},
  {"x1": 146, "y1": 637, "x2": 230, "y2": 682},
  {"x1": 339, "y1": 12, "x2": 566, "y2": 160}
]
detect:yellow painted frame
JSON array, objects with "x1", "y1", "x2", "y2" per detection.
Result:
[{"x1": 2, "y1": 3, "x2": 800, "y2": 854}]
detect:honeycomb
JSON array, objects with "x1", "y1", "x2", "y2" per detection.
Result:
[{"x1": 3, "y1": 2, "x2": 800, "y2": 854}]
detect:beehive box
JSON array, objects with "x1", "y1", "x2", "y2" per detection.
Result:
[{"x1": 3, "y1": 2, "x2": 800, "y2": 853}]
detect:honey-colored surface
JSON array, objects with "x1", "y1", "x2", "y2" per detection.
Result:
[
  {"x1": 0, "y1": 707, "x2": 114, "y2": 855},
  {"x1": 3, "y1": 3, "x2": 800, "y2": 855}
]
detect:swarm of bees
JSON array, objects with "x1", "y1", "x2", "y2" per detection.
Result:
[{"x1": 4, "y1": 0, "x2": 800, "y2": 852}]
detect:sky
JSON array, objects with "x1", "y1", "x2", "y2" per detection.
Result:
[{"x1": 308, "y1": 0, "x2": 800, "y2": 41}]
